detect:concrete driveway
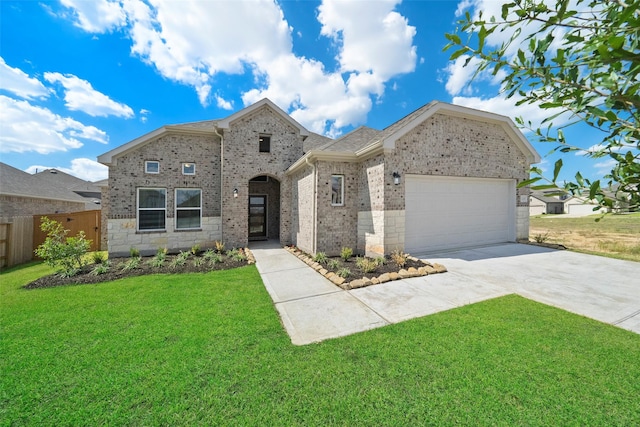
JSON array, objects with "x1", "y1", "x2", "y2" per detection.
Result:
[
  {"x1": 252, "y1": 242, "x2": 640, "y2": 345},
  {"x1": 416, "y1": 244, "x2": 640, "y2": 332}
]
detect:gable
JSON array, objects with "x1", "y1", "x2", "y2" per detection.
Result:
[
  {"x1": 217, "y1": 98, "x2": 309, "y2": 137},
  {"x1": 381, "y1": 102, "x2": 540, "y2": 164}
]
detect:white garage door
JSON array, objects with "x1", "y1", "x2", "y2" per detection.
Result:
[
  {"x1": 405, "y1": 175, "x2": 516, "y2": 253},
  {"x1": 566, "y1": 203, "x2": 600, "y2": 216}
]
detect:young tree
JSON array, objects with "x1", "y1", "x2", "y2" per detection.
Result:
[
  {"x1": 35, "y1": 217, "x2": 92, "y2": 277},
  {"x1": 444, "y1": 0, "x2": 639, "y2": 211}
]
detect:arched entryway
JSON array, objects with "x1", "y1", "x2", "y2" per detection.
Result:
[{"x1": 248, "y1": 175, "x2": 281, "y2": 241}]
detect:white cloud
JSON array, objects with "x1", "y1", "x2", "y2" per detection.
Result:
[
  {"x1": 25, "y1": 158, "x2": 108, "y2": 182},
  {"x1": 59, "y1": 0, "x2": 126, "y2": 33},
  {"x1": 0, "y1": 95, "x2": 107, "y2": 154},
  {"x1": 451, "y1": 94, "x2": 570, "y2": 130},
  {"x1": 58, "y1": 0, "x2": 418, "y2": 135},
  {"x1": 593, "y1": 158, "x2": 617, "y2": 176},
  {"x1": 215, "y1": 95, "x2": 233, "y2": 111},
  {"x1": 0, "y1": 57, "x2": 50, "y2": 100},
  {"x1": 44, "y1": 72, "x2": 134, "y2": 118},
  {"x1": 444, "y1": 55, "x2": 481, "y2": 96}
]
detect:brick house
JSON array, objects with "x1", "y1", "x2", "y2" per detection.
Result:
[{"x1": 98, "y1": 98, "x2": 540, "y2": 257}]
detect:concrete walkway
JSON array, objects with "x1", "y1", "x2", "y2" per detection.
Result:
[{"x1": 250, "y1": 241, "x2": 640, "y2": 345}]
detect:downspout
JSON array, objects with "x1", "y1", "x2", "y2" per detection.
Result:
[
  {"x1": 213, "y1": 126, "x2": 224, "y2": 241},
  {"x1": 306, "y1": 157, "x2": 317, "y2": 253}
]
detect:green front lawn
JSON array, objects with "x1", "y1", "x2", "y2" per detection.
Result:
[{"x1": 2, "y1": 264, "x2": 639, "y2": 425}]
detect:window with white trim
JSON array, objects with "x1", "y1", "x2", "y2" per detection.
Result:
[
  {"x1": 145, "y1": 161, "x2": 159, "y2": 174},
  {"x1": 182, "y1": 163, "x2": 195, "y2": 175},
  {"x1": 137, "y1": 188, "x2": 166, "y2": 231},
  {"x1": 331, "y1": 175, "x2": 344, "y2": 206},
  {"x1": 175, "y1": 188, "x2": 202, "y2": 229}
]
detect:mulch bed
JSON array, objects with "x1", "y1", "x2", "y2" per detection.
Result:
[
  {"x1": 23, "y1": 251, "x2": 253, "y2": 290},
  {"x1": 285, "y1": 246, "x2": 447, "y2": 290}
]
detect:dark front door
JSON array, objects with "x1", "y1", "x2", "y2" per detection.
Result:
[{"x1": 248, "y1": 195, "x2": 267, "y2": 239}]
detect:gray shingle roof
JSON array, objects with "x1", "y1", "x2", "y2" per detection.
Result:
[
  {"x1": 317, "y1": 126, "x2": 382, "y2": 152},
  {"x1": 0, "y1": 163, "x2": 93, "y2": 204}
]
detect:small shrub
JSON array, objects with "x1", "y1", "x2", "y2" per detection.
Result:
[
  {"x1": 90, "y1": 261, "x2": 111, "y2": 276},
  {"x1": 121, "y1": 257, "x2": 140, "y2": 272},
  {"x1": 34, "y1": 217, "x2": 91, "y2": 277},
  {"x1": 355, "y1": 256, "x2": 378, "y2": 274},
  {"x1": 91, "y1": 251, "x2": 107, "y2": 265},
  {"x1": 203, "y1": 249, "x2": 222, "y2": 265},
  {"x1": 170, "y1": 251, "x2": 190, "y2": 269},
  {"x1": 328, "y1": 259, "x2": 340, "y2": 270},
  {"x1": 340, "y1": 247, "x2": 353, "y2": 261},
  {"x1": 192, "y1": 257, "x2": 204, "y2": 267},
  {"x1": 190, "y1": 243, "x2": 201, "y2": 256},
  {"x1": 214, "y1": 241, "x2": 225, "y2": 254},
  {"x1": 129, "y1": 247, "x2": 140, "y2": 258},
  {"x1": 227, "y1": 248, "x2": 247, "y2": 262},
  {"x1": 391, "y1": 249, "x2": 407, "y2": 268},
  {"x1": 534, "y1": 232, "x2": 550, "y2": 243},
  {"x1": 374, "y1": 256, "x2": 386, "y2": 266},
  {"x1": 337, "y1": 267, "x2": 351, "y2": 278},
  {"x1": 313, "y1": 252, "x2": 328, "y2": 264},
  {"x1": 147, "y1": 256, "x2": 165, "y2": 268}
]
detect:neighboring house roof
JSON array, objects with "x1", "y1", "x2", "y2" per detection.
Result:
[
  {"x1": 33, "y1": 168, "x2": 102, "y2": 196},
  {"x1": 0, "y1": 162, "x2": 89, "y2": 204},
  {"x1": 98, "y1": 98, "x2": 310, "y2": 166},
  {"x1": 530, "y1": 194, "x2": 564, "y2": 204}
]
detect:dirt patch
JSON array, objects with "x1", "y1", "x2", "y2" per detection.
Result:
[{"x1": 23, "y1": 250, "x2": 253, "y2": 289}]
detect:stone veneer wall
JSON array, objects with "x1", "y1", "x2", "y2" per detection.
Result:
[
  {"x1": 357, "y1": 155, "x2": 387, "y2": 256},
  {"x1": 0, "y1": 195, "x2": 85, "y2": 217},
  {"x1": 290, "y1": 164, "x2": 315, "y2": 254},
  {"x1": 383, "y1": 113, "x2": 532, "y2": 249},
  {"x1": 220, "y1": 106, "x2": 304, "y2": 248},
  {"x1": 106, "y1": 133, "x2": 220, "y2": 255},
  {"x1": 108, "y1": 217, "x2": 222, "y2": 257},
  {"x1": 100, "y1": 186, "x2": 109, "y2": 250},
  {"x1": 314, "y1": 161, "x2": 358, "y2": 256}
]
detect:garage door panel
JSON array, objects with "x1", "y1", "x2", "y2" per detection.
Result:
[{"x1": 405, "y1": 175, "x2": 515, "y2": 253}]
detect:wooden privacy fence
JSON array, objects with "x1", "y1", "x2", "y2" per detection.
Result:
[
  {"x1": 0, "y1": 216, "x2": 34, "y2": 270},
  {"x1": 33, "y1": 210, "x2": 102, "y2": 255}
]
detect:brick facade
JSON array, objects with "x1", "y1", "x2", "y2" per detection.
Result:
[
  {"x1": 101, "y1": 99, "x2": 537, "y2": 257},
  {"x1": 220, "y1": 107, "x2": 304, "y2": 248}
]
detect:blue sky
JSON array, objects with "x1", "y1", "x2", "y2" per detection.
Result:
[{"x1": 0, "y1": 0, "x2": 613, "y2": 183}]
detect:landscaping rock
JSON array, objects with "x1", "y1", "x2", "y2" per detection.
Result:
[
  {"x1": 399, "y1": 269, "x2": 411, "y2": 278},
  {"x1": 378, "y1": 273, "x2": 391, "y2": 283},
  {"x1": 350, "y1": 279, "x2": 366, "y2": 289},
  {"x1": 389, "y1": 272, "x2": 400, "y2": 281},
  {"x1": 319, "y1": 268, "x2": 328, "y2": 276},
  {"x1": 424, "y1": 265, "x2": 437, "y2": 274},
  {"x1": 433, "y1": 263, "x2": 447, "y2": 273},
  {"x1": 330, "y1": 275, "x2": 345, "y2": 286}
]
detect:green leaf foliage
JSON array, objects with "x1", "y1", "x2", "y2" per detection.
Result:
[{"x1": 444, "y1": 0, "x2": 639, "y2": 212}]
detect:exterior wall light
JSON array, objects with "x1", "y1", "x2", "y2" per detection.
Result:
[
  {"x1": 233, "y1": 188, "x2": 238, "y2": 198},
  {"x1": 392, "y1": 172, "x2": 401, "y2": 185}
]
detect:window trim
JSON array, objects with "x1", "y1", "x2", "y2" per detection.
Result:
[
  {"x1": 175, "y1": 188, "x2": 202, "y2": 230},
  {"x1": 145, "y1": 160, "x2": 160, "y2": 174},
  {"x1": 182, "y1": 162, "x2": 196, "y2": 175},
  {"x1": 331, "y1": 175, "x2": 345, "y2": 206},
  {"x1": 259, "y1": 134, "x2": 271, "y2": 153},
  {"x1": 137, "y1": 187, "x2": 166, "y2": 232}
]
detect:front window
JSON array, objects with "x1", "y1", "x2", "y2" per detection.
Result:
[
  {"x1": 331, "y1": 175, "x2": 344, "y2": 206},
  {"x1": 138, "y1": 188, "x2": 166, "y2": 231},
  {"x1": 259, "y1": 134, "x2": 271, "y2": 153},
  {"x1": 182, "y1": 163, "x2": 195, "y2": 175},
  {"x1": 175, "y1": 188, "x2": 202, "y2": 229},
  {"x1": 145, "y1": 161, "x2": 159, "y2": 174}
]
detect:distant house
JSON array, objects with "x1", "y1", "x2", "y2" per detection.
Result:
[
  {"x1": 0, "y1": 162, "x2": 99, "y2": 217},
  {"x1": 98, "y1": 98, "x2": 540, "y2": 257},
  {"x1": 564, "y1": 196, "x2": 606, "y2": 216},
  {"x1": 529, "y1": 192, "x2": 565, "y2": 215}
]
